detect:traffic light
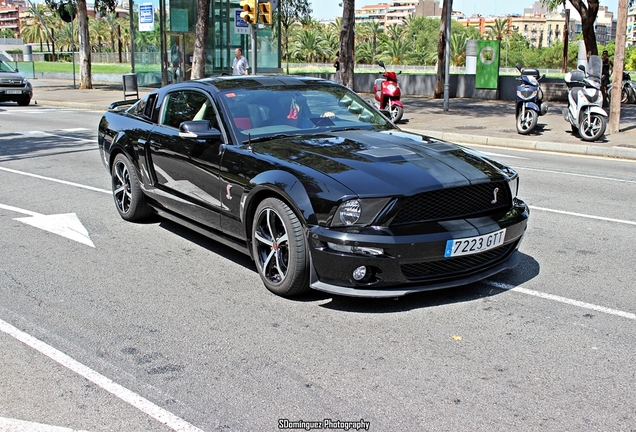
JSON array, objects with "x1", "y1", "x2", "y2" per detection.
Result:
[
  {"x1": 239, "y1": 0, "x2": 257, "y2": 25},
  {"x1": 258, "y1": 2, "x2": 273, "y2": 26}
]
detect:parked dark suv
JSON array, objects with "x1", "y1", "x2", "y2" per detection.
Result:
[{"x1": 0, "y1": 60, "x2": 33, "y2": 106}]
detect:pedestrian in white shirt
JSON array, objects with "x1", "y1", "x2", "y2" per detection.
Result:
[{"x1": 232, "y1": 48, "x2": 249, "y2": 76}]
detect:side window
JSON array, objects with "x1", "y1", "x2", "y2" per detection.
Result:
[{"x1": 160, "y1": 90, "x2": 210, "y2": 129}]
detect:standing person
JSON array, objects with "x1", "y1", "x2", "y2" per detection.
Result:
[
  {"x1": 232, "y1": 48, "x2": 249, "y2": 76},
  {"x1": 333, "y1": 51, "x2": 340, "y2": 83},
  {"x1": 601, "y1": 50, "x2": 613, "y2": 107}
]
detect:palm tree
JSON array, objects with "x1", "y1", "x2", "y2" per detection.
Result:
[
  {"x1": 89, "y1": 17, "x2": 110, "y2": 53},
  {"x1": 290, "y1": 28, "x2": 326, "y2": 63},
  {"x1": 449, "y1": 33, "x2": 468, "y2": 66},
  {"x1": 360, "y1": 20, "x2": 384, "y2": 63},
  {"x1": 385, "y1": 24, "x2": 405, "y2": 41},
  {"x1": 486, "y1": 18, "x2": 509, "y2": 41},
  {"x1": 378, "y1": 38, "x2": 412, "y2": 65},
  {"x1": 21, "y1": 3, "x2": 56, "y2": 55}
]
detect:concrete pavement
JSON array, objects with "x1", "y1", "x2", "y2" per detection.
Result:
[{"x1": 25, "y1": 78, "x2": 636, "y2": 161}]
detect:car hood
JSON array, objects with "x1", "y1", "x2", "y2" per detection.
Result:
[
  {"x1": 0, "y1": 71, "x2": 27, "y2": 83},
  {"x1": 252, "y1": 129, "x2": 510, "y2": 197}
]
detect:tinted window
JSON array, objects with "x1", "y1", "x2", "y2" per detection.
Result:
[{"x1": 160, "y1": 90, "x2": 213, "y2": 129}]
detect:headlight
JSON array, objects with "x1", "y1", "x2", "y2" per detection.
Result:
[
  {"x1": 516, "y1": 89, "x2": 537, "y2": 100},
  {"x1": 339, "y1": 200, "x2": 361, "y2": 225},
  {"x1": 331, "y1": 198, "x2": 392, "y2": 227},
  {"x1": 386, "y1": 84, "x2": 398, "y2": 93}
]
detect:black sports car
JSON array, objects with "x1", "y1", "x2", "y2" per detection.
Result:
[{"x1": 98, "y1": 75, "x2": 529, "y2": 298}]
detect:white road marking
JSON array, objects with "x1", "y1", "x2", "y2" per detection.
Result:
[
  {"x1": 0, "y1": 417, "x2": 89, "y2": 432},
  {"x1": 0, "y1": 318, "x2": 205, "y2": 432},
  {"x1": 516, "y1": 166, "x2": 636, "y2": 184},
  {"x1": 0, "y1": 167, "x2": 110, "y2": 194},
  {"x1": 0, "y1": 203, "x2": 95, "y2": 247},
  {"x1": 529, "y1": 206, "x2": 636, "y2": 226},
  {"x1": 486, "y1": 281, "x2": 636, "y2": 320},
  {"x1": 480, "y1": 151, "x2": 529, "y2": 160}
]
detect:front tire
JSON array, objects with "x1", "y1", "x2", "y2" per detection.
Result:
[
  {"x1": 17, "y1": 98, "x2": 30, "y2": 106},
  {"x1": 111, "y1": 153, "x2": 151, "y2": 221},
  {"x1": 579, "y1": 111, "x2": 607, "y2": 142},
  {"x1": 251, "y1": 198, "x2": 309, "y2": 297},
  {"x1": 516, "y1": 109, "x2": 538, "y2": 135}
]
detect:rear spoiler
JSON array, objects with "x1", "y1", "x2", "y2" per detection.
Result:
[{"x1": 108, "y1": 99, "x2": 138, "y2": 111}]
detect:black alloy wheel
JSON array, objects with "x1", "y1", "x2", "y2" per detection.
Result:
[
  {"x1": 111, "y1": 153, "x2": 150, "y2": 221},
  {"x1": 252, "y1": 198, "x2": 309, "y2": 297}
]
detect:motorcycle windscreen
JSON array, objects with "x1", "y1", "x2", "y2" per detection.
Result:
[{"x1": 587, "y1": 55, "x2": 602, "y2": 79}]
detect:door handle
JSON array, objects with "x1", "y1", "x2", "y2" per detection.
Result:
[{"x1": 149, "y1": 140, "x2": 163, "y2": 149}]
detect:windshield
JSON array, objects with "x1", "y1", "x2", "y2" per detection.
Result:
[
  {"x1": 587, "y1": 55, "x2": 602, "y2": 79},
  {"x1": 0, "y1": 60, "x2": 18, "y2": 73},
  {"x1": 218, "y1": 84, "x2": 395, "y2": 141}
]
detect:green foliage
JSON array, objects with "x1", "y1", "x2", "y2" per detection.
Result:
[{"x1": 0, "y1": 28, "x2": 16, "y2": 38}]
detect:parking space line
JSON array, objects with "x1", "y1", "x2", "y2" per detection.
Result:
[
  {"x1": 0, "y1": 317, "x2": 205, "y2": 432},
  {"x1": 486, "y1": 281, "x2": 636, "y2": 320}
]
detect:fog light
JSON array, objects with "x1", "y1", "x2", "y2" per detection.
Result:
[{"x1": 353, "y1": 266, "x2": 367, "y2": 281}]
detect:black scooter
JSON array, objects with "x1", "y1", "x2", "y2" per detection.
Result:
[{"x1": 514, "y1": 64, "x2": 548, "y2": 134}]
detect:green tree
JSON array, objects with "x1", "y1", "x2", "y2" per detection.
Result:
[
  {"x1": 276, "y1": 0, "x2": 312, "y2": 74},
  {"x1": 541, "y1": 0, "x2": 600, "y2": 56},
  {"x1": 45, "y1": 0, "x2": 119, "y2": 89},
  {"x1": 378, "y1": 38, "x2": 413, "y2": 65},
  {"x1": 486, "y1": 18, "x2": 509, "y2": 41},
  {"x1": 290, "y1": 28, "x2": 326, "y2": 63},
  {"x1": 359, "y1": 20, "x2": 383, "y2": 63},
  {"x1": 0, "y1": 28, "x2": 15, "y2": 38},
  {"x1": 89, "y1": 16, "x2": 109, "y2": 52}
]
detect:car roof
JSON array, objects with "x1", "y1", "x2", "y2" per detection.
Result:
[{"x1": 195, "y1": 75, "x2": 333, "y2": 90}]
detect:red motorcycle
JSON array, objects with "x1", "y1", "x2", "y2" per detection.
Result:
[{"x1": 374, "y1": 61, "x2": 404, "y2": 123}]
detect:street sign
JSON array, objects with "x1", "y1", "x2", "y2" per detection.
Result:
[
  {"x1": 235, "y1": 9, "x2": 250, "y2": 34},
  {"x1": 139, "y1": 3, "x2": 155, "y2": 32}
]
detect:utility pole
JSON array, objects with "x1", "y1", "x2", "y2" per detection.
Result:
[{"x1": 609, "y1": 0, "x2": 628, "y2": 134}]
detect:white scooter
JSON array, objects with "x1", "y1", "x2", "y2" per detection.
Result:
[{"x1": 562, "y1": 55, "x2": 608, "y2": 142}]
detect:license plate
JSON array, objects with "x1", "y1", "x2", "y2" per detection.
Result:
[
  {"x1": 6, "y1": 90, "x2": 22, "y2": 94},
  {"x1": 444, "y1": 229, "x2": 506, "y2": 258}
]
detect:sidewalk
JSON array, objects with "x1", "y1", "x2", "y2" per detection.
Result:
[{"x1": 29, "y1": 78, "x2": 636, "y2": 161}]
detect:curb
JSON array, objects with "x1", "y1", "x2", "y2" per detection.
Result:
[
  {"x1": 407, "y1": 129, "x2": 636, "y2": 161},
  {"x1": 34, "y1": 99, "x2": 108, "y2": 111}
]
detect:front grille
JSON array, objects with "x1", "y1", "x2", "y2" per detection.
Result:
[
  {"x1": 391, "y1": 181, "x2": 510, "y2": 225},
  {"x1": 401, "y1": 242, "x2": 516, "y2": 281},
  {"x1": 0, "y1": 79, "x2": 25, "y2": 87}
]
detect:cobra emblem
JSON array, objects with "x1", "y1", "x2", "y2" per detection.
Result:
[
  {"x1": 226, "y1": 184, "x2": 233, "y2": 200},
  {"x1": 491, "y1": 187, "x2": 500, "y2": 204}
]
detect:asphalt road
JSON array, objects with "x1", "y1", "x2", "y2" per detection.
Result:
[{"x1": 1, "y1": 104, "x2": 635, "y2": 432}]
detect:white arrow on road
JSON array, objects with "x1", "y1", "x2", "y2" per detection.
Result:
[{"x1": 0, "y1": 203, "x2": 94, "y2": 247}]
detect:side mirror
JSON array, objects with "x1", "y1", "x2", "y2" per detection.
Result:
[
  {"x1": 377, "y1": 61, "x2": 385, "y2": 69},
  {"x1": 515, "y1": 63, "x2": 522, "y2": 72},
  {"x1": 179, "y1": 120, "x2": 222, "y2": 140},
  {"x1": 578, "y1": 65, "x2": 586, "y2": 72}
]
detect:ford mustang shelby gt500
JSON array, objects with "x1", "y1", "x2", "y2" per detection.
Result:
[{"x1": 98, "y1": 75, "x2": 529, "y2": 298}]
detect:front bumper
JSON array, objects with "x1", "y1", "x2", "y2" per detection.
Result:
[
  {"x1": 307, "y1": 199, "x2": 529, "y2": 298},
  {"x1": 0, "y1": 87, "x2": 32, "y2": 101}
]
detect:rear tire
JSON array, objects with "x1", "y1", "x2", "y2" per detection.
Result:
[
  {"x1": 579, "y1": 112, "x2": 606, "y2": 142},
  {"x1": 111, "y1": 153, "x2": 151, "y2": 221},
  {"x1": 516, "y1": 109, "x2": 538, "y2": 135}
]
